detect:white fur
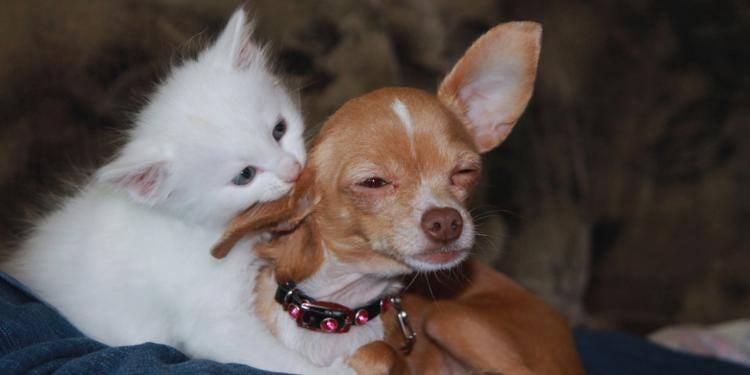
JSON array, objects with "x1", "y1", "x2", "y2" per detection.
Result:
[
  {"x1": 1, "y1": 9, "x2": 350, "y2": 374},
  {"x1": 391, "y1": 98, "x2": 416, "y2": 158}
]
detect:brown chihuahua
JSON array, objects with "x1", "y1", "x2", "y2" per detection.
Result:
[{"x1": 212, "y1": 21, "x2": 583, "y2": 374}]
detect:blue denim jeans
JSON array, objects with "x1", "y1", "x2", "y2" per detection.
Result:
[
  {"x1": 2, "y1": 270, "x2": 749, "y2": 374},
  {"x1": 0, "y1": 271, "x2": 279, "y2": 374},
  {"x1": 575, "y1": 327, "x2": 750, "y2": 374}
]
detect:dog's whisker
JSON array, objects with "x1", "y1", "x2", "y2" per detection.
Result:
[
  {"x1": 472, "y1": 211, "x2": 511, "y2": 221},
  {"x1": 471, "y1": 205, "x2": 523, "y2": 218},
  {"x1": 424, "y1": 272, "x2": 439, "y2": 307},
  {"x1": 449, "y1": 266, "x2": 469, "y2": 284},
  {"x1": 433, "y1": 269, "x2": 448, "y2": 286},
  {"x1": 403, "y1": 272, "x2": 420, "y2": 292}
]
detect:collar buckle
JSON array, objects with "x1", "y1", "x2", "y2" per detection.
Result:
[{"x1": 389, "y1": 296, "x2": 416, "y2": 355}]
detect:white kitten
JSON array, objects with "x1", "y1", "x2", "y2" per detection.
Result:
[{"x1": 2, "y1": 9, "x2": 349, "y2": 374}]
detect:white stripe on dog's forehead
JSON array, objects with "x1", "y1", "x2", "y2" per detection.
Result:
[{"x1": 392, "y1": 98, "x2": 416, "y2": 157}]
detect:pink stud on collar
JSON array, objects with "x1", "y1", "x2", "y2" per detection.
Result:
[
  {"x1": 355, "y1": 309, "x2": 369, "y2": 325},
  {"x1": 321, "y1": 317, "x2": 338, "y2": 332},
  {"x1": 288, "y1": 304, "x2": 301, "y2": 320}
]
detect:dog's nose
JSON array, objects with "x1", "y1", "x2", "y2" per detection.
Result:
[{"x1": 421, "y1": 207, "x2": 463, "y2": 243}]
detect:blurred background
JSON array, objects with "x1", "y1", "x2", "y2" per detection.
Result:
[{"x1": 1, "y1": 0, "x2": 748, "y2": 336}]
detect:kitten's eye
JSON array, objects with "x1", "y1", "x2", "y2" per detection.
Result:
[
  {"x1": 358, "y1": 177, "x2": 389, "y2": 188},
  {"x1": 232, "y1": 167, "x2": 257, "y2": 186},
  {"x1": 272, "y1": 119, "x2": 286, "y2": 141}
]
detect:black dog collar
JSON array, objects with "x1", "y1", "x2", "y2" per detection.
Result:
[{"x1": 274, "y1": 281, "x2": 389, "y2": 334}]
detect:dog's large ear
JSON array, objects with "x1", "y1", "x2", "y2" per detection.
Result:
[
  {"x1": 255, "y1": 221, "x2": 325, "y2": 283},
  {"x1": 210, "y1": 166, "x2": 318, "y2": 259},
  {"x1": 253, "y1": 166, "x2": 323, "y2": 281},
  {"x1": 438, "y1": 22, "x2": 541, "y2": 153}
]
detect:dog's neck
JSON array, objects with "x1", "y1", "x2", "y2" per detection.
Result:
[
  {"x1": 254, "y1": 220, "x2": 406, "y2": 366},
  {"x1": 259, "y1": 212, "x2": 407, "y2": 308},
  {"x1": 296, "y1": 242, "x2": 402, "y2": 307}
]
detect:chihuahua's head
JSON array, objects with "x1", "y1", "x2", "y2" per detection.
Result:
[
  {"x1": 213, "y1": 21, "x2": 540, "y2": 280},
  {"x1": 308, "y1": 22, "x2": 541, "y2": 276}
]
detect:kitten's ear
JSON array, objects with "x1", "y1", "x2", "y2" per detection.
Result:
[
  {"x1": 438, "y1": 22, "x2": 541, "y2": 153},
  {"x1": 203, "y1": 8, "x2": 266, "y2": 69},
  {"x1": 96, "y1": 147, "x2": 172, "y2": 206}
]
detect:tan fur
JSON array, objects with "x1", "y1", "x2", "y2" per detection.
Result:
[
  {"x1": 211, "y1": 166, "x2": 319, "y2": 262},
  {"x1": 303, "y1": 87, "x2": 480, "y2": 275},
  {"x1": 347, "y1": 341, "x2": 410, "y2": 375},
  {"x1": 383, "y1": 260, "x2": 585, "y2": 374},
  {"x1": 210, "y1": 197, "x2": 296, "y2": 259},
  {"x1": 254, "y1": 267, "x2": 280, "y2": 337},
  {"x1": 210, "y1": 21, "x2": 583, "y2": 374},
  {"x1": 255, "y1": 218, "x2": 324, "y2": 283}
]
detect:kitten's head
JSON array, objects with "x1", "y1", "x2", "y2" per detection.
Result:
[{"x1": 97, "y1": 9, "x2": 305, "y2": 226}]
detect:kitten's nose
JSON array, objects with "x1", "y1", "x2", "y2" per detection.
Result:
[
  {"x1": 421, "y1": 207, "x2": 463, "y2": 244},
  {"x1": 281, "y1": 160, "x2": 301, "y2": 183}
]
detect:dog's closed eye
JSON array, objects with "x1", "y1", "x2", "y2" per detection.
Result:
[{"x1": 358, "y1": 177, "x2": 390, "y2": 188}]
